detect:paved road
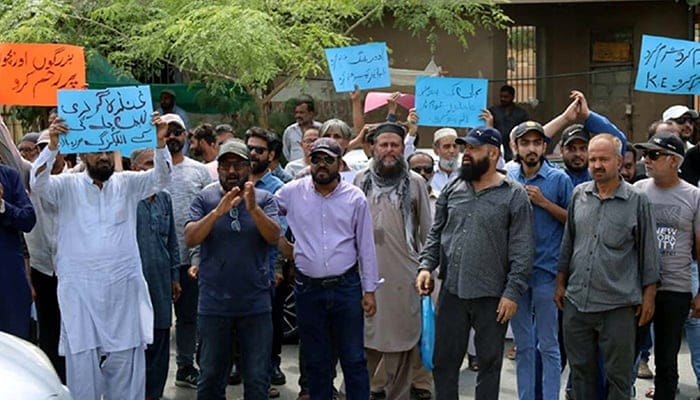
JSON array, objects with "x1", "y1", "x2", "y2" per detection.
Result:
[{"x1": 162, "y1": 337, "x2": 700, "y2": 399}]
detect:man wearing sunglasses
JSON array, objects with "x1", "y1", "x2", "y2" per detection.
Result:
[
  {"x1": 662, "y1": 105, "x2": 698, "y2": 148},
  {"x1": 161, "y1": 113, "x2": 215, "y2": 389},
  {"x1": 633, "y1": 133, "x2": 700, "y2": 399},
  {"x1": 185, "y1": 139, "x2": 281, "y2": 399},
  {"x1": 275, "y1": 138, "x2": 379, "y2": 400}
]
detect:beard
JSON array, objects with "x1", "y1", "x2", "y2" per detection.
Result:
[
  {"x1": 251, "y1": 158, "x2": 270, "y2": 175},
  {"x1": 220, "y1": 174, "x2": 247, "y2": 192},
  {"x1": 312, "y1": 170, "x2": 340, "y2": 185},
  {"x1": 459, "y1": 155, "x2": 490, "y2": 182},
  {"x1": 375, "y1": 154, "x2": 405, "y2": 178},
  {"x1": 564, "y1": 159, "x2": 587, "y2": 173},
  {"x1": 190, "y1": 146, "x2": 203, "y2": 158},
  {"x1": 87, "y1": 161, "x2": 115, "y2": 182},
  {"x1": 520, "y1": 153, "x2": 544, "y2": 168},
  {"x1": 439, "y1": 157, "x2": 459, "y2": 172},
  {"x1": 166, "y1": 139, "x2": 184, "y2": 154}
]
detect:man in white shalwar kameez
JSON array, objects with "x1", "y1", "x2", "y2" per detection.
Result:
[{"x1": 30, "y1": 114, "x2": 172, "y2": 400}]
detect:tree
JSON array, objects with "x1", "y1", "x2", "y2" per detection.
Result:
[{"x1": 0, "y1": 0, "x2": 511, "y2": 127}]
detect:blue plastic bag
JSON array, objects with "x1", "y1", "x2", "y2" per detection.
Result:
[{"x1": 420, "y1": 295, "x2": 435, "y2": 371}]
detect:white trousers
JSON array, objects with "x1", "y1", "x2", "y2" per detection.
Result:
[{"x1": 65, "y1": 346, "x2": 145, "y2": 400}]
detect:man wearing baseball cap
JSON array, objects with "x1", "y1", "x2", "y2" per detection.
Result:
[
  {"x1": 662, "y1": 105, "x2": 698, "y2": 147},
  {"x1": 184, "y1": 139, "x2": 281, "y2": 399},
  {"x1": 560, "y1": 125, "x2": 592, "y2": 187},
  {"x1": 507, "y1": 121, "x2": 573, "y2": 400},
  {"x1": 417, "y1": 126, "x2": 534, "y2": 400},
  {"x1": 276, "y1": 137, "x2": 379, "y2": 400},
  {"x1": 431, "y1": 127, "x2": 460, "y2": 193},
  {"x1": 633, "y1": 133, "x2": 700, "y2": 399}
]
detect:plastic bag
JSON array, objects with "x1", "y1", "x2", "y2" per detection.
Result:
[{"x1": 420, "y1": 295, "x2": 435, "y2": 371}]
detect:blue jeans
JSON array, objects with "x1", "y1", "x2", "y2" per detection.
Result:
[
  {"x1": 686, "y1": 261, "x2": 700, "y2": 389},
  {"x1": 294, "y1": 268, "x2": 368, "y2": 400},
  {"x1": 197, "y1": 313, "x2": 272, "y2": 400},
  {"x1": 511, "y1": 272, "x2": 561, "y2": 400}
]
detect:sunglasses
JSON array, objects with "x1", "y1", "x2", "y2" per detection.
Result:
[
  {"x1": 167, "y1": 128, "x2": 186, "y2": 137},
  {"x1": 230, "y1": 208, "x2": 241, "y2": 232},
  {"x1": 247, "y1": 145, "x2": 268, "y2": 155},
  {"x1": 643, "y1": 150, "x2": 673, "y2": 161},
  {"x1": 310, "y1": 154, "x2": 337, "y2": 165},
  {"x1": 672, "y1": 117, "x2": 695, "y2": 124},
  {"x1": 411, "y1": 166, "x2": 434, "y2": 174}
]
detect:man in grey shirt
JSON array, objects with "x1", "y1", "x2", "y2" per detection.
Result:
[
  {"x1": 634, "y1": 132, "x2": 700, "y2": 399},
  {"x1": 416, "y1": 127, "x2": 534, "y2": 400},
  {"x1": 555, "y1": 134, "x2": 660, "y2": 400}
]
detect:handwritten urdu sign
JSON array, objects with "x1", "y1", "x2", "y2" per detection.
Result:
[
  {"x1": 325, "y1": 42, "x2": 391, "y2": 92},
  {"x1": 635, "y1": 34, "x2": 700, "y2": 95},
  {"x1": 57, "y1": 85, "x2": 156, "y2": 154},
  {"x1": 0, "y1": 43, "x2": 85, "y2": 106},
  {"x1": 415, "y1": 76, "x2": 488, "y2": 127}
]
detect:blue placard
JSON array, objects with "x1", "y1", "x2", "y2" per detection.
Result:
[
  {"x1": 415, "y1": 76, "x2": 488, "y2": 127},
  {"x1": 635, "y1": 34, "x2": 700, "y2": 95},
  {"x1": 325, "y1": 42, "x2": 391, "y2": 92},
  {"x1": 57, "y1": 85, "x2": 155, "y2": 154}
]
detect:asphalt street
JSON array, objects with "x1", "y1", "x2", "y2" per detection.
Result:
[{"x1": 162, "y1": 337, "x2": 700, "y2": 399}]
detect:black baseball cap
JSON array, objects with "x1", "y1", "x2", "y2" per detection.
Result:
[
  {"x1": 510, "y1": 121, "x2": 545, "y2": 142},
  {"x1": 634, "y1": 133, "x2": 685, "y2": 157},
  {"x1": 560, "y1": 124, "x2": 590, "y2": 146},
  {"x1": 456, "y1": 126, "x2": 502, "y2": 147},
  {"x1": 310, "y1": 137, "x2": 342, "y2": 158}
]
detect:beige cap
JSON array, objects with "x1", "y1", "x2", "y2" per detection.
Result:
[{"x1": 433, "y1": 127, "x2": 458, "y2": 144}]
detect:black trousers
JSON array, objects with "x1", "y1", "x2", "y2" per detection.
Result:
[
  {"x1": 31, "y1": 268, "x2": 66, "y2": 383},
  {"x1": 651, "y1": 291, "x2": 692, "y2": 400}
]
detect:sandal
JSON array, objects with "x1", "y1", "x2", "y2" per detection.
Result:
[
  {"x1": 645, "y1": 387, "x2": 654, "y2": 399},
  {"x1": 411, "y1": 386, "x2": 433, "y2": 400}
]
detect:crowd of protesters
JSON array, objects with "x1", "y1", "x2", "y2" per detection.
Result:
[{"x1": 2, "y1": 85, "x2": 700, "y2": 400}]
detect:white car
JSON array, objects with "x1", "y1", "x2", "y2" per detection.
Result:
[{"x1": 0, "y1": 332, "x2": 72, "y2": 399}]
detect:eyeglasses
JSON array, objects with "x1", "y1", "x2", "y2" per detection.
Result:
[
  {"x1": 247, "y1": 145, "x2": 268, "y2": 155},
  {"x1": 301, "y1": 138, "x2": 317, "y2": 145},
  {"x1": 229, "y1": 208, "x2": 241, "y2": 232},
  {"x1": 643, "y1": 150, "x2": 673, "y2": 161},
  {"x1": 18, "y1": 146, "x2": 37, "y2": 154},
  {"x1": 672, "y1": 117, "x2": 695, "y2": 124},
  {"x1": 218, "y1": 160, "x2": 249, "y2": 171},
  {"x1": 310, "y1": 154, "x2": 337, "y2": 165},
  {"x1": 167, "y1": 128, "x2": 186, "y2": 137},
  {"x1": 411, "y1": 165, "x2": 434, "y2": 174}
]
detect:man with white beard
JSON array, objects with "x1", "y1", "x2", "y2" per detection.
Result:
[{"x1": 430, "y1": 128, "x2": 460, "y2": 193}]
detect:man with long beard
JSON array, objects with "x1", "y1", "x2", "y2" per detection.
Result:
[
  {"x1": 416, "y1": 127, "x2": 534, "y2": 400},
  {"x1": 184, "y1": 139, "x2": 281, "y2": 399},
  {"x1": 275, "y1": 138, "x2": 379, "y2": 400},
  {"x1": 355, "y1": 123, "x2": 432, "y2": 399},
  {"x1": 30, "y1": 114, "x2": 172, "y2": 400}
]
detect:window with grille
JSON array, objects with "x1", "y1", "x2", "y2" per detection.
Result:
[{"x1": 506, "y1": 25, "x2": 537, "y2": 104}]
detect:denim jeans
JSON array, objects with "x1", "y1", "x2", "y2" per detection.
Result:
[
  {"x1": 197, "y1": 312, "x2": 272, "y2": 400},
  {"x1": 511, "y1": 276, "x2": 561, "y2": 400},
  {"x1": 295, "y1": 268, "x2": 368, "y2": 400},
  {"x1": 686, "y1": 261, "x2": 700, "y2": 389}
]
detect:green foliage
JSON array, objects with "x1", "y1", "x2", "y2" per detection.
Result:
[{"x1": 0, "y1": 0, "x2": 511, "y2": 126}]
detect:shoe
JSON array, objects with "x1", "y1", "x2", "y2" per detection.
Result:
[
  {"x1": 637, "y1": 361, "x2": 654, "y2": 379},
  {"x1": 228, "y1": 363, "x2": 242, "y2": 385},
  {"x1": 468, "y1": 354, "x2": 480, "y2": 371},
  {"x1": 411, "y1": 386, "x2": 433, "y2": 400},
  {"x1": 175, "y1": 365, "x2": 199, "y2": 389},
  {"x1": 506, "y1": 345, "x2": 517, "y2": 360},
  {"x1": 269, "y1": 387, "x2": 280, "y2": 398},
  {"x1": 271, "y1": 364, "x2": 286, "y2": 385},
  {"x1": 370, "y1": 390, "x2": 386, "y2": 400}
]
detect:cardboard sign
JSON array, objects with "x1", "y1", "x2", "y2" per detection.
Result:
[
  {"x1": 0, "y1": 43, "x2": 86, "y2": 106},
  {"x1": 325, "y1": 43, "x2": 391, "y2": 92},
  {"x1": 415, "y1": 76, "x2": 488, "y2": 127},
  {"x1": 57, "y1": 85, "x2": 155, "y2": 154},
  {"x1": 635, "y1": 34, "x2": 700, "y2": 95}
]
